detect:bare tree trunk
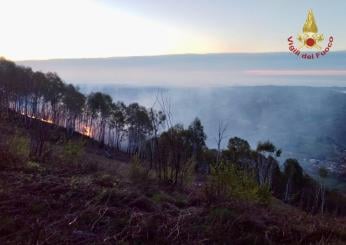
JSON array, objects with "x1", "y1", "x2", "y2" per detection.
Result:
[
  {"x1": 284, "y1": 179, "x2": 291, "y2": 202},
  {"x1": 313, "y1": 184, "x2": 321, "y2": 213},
  {"x1": 215, "y1": 120, "x2": 227, "y2": 164},
  {"x1": 321, "y1": 183, "x2": 325, "y2": 215}
]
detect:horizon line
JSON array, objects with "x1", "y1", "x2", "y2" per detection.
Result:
[{"x1": 15, "y1": 50, "x2": 346, "y2": 62}]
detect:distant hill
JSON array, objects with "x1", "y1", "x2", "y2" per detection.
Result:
[{"x1": 17, "y1": 51, "x2": 346, "y2": 86}]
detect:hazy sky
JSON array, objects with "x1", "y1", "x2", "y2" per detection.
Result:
[{"x1": 1, "y1": 0, "x2": 345, "y2": 60}]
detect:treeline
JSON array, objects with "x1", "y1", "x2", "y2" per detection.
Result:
[
  {"x1": 0, "y1": 57, "x2": 166, "y2": 152},
  {"x1": 1, "y1": 57, "x2": 346, "y2": 216},
  {"x1": 0, "y1": 57, "x2": 207, "y2": 185},
  {"x1": 213, "y1": 138, "x2": 346, "y2": 215}
]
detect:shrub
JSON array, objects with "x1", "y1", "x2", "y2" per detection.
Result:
[
  {"x1": 256, "y1": 184, "x2": 272, "y2": 205},
  {"x1": 178, "y1": 157, "x2": 195, "y2": 186},
  {"x1": 205, "y1": 162, "x2": 271, "y2": 205},
  {"x1": 94, "y1": 174, "x2": 118, "y2": 188},
  {"x1": 30, "y1": 200, "x2": 48, "y2": 215},
  {"x1": 0, "y1": 147, "x2": 22, "y2": 170},
  {"x1": 0, "y1": 215, "x2": 18, "y2": 236},
  {"x1": 0, "y1": 133, "x2": 29, "y2": 170},
  {"x1": 129, "y1": 154, "x2": 149, "y2": 184},
  {"x1": 151, "y1": 192, "x2": 174, "y2": 204},
  {"x1": 24, "y1": 161, "x2": 43, "y2": 173},
  {"x1": 7, "y1": 133, "x2": 30, "y2": 161},
  {"x1": 62, "y1": 140, "x2": 85, "y2": 164},
  {"x1": 208, "y1": 207, "x2": 234, "y2": 224},
  {"x1": 80, "y1": 160, "x2": 99, "y2": 174}
]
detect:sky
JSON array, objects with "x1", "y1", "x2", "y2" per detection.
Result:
[{"x1": 1, "y1": 0, "x2": 345, "y2": 61}]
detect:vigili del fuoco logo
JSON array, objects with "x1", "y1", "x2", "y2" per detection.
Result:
[{"x1": 288, "y1": 9, "x2": 334, "y2": 59}]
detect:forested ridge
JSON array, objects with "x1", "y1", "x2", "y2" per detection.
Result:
[{"x1": 2, "y1": 57, "x2": 346, "y2": 244}]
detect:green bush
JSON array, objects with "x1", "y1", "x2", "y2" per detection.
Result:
[
  {"x1": 62, "y1": 140, "x2": 85, "y2": 164},
  {"x1": 129, "y1": 154, "x2": 149, "y2": 184},
  {"x1": 0, "y1": 133, "x2": 30, "y2": 170},
  {"x1": 178, "y1": 157, "x2": 195, "y2": 186},
  {"x1": 0, "y1": 147, "x2": 22, "y2": 170},
  {"x1": 151, "y1": 192, "x2": 174, "y2": 204},
  {"x1": 8, "y1": 133, "x2": 30, "y2": 161},
  {"x1": 205, "y1": 162, "x2": 271, "y2": 205},
  {"x1": 24, "y1": 161, "x2": 43, "y2": 173},
  {"x1": 256, "y1": 184, "x2": 271, "y2": 205}
]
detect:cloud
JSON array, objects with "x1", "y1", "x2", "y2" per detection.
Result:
[{"x1": 246, "y1": 70, "x2": 346, "y2": 76}]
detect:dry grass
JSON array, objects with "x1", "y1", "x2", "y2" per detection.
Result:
[
  {"x1": 1, "y1": 165, "x2": 346, "y2": 244},
  {"x1": 1, "y1": 118, "x2": 346, "y2": 244}
]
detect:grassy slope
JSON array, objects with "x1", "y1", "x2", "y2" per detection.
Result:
[{"x1": 1, "y1": 119, "x2": 346, "y2": 244}]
